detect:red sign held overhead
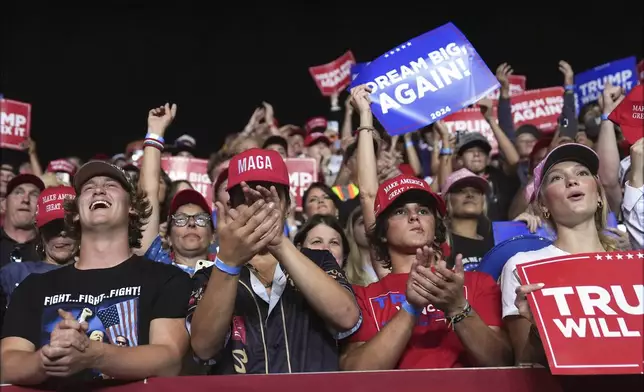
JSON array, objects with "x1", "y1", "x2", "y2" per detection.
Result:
[
  {"x1": 517, "y1": 251, "x2": 644, "y2": 375},
  {"x1": 309, "y1": 51, "x2": 356, "y2": 96},
  {"x1": 161, "y1": 157, "x2": 213, "y2": 208},
  {"x1": 285, "y1": 158, "x2": 317, "y2": 210},
  {"x1": 442, "y1": 107, "x2": 499, "y2": 155},
  {"x1": 486, "y1": 74, "x2": 527, "y2": 101},
  {"x1": 0, "y1": 99, "x2": 31, "y2": 150},
  {"x1": 510, "y1": 87, "x2": 564, "y2": 131}
]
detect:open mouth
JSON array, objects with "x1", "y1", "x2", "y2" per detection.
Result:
[
  {"x1": 90, "y1": 200, "x2": 112, "y2": 210},
  {"x1": 567, "y1": 191, "x2": 585, "y2": 201}
]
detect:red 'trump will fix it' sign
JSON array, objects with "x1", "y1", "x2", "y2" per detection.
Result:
[
  {"x1": 0, "y1": 99, "x2": 31, "y2": 150},
  {"x1": 517, "y1": 251, "x2": 644, "y2": 375}
]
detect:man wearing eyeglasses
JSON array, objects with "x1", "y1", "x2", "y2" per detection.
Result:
[
  {"x1": 1, "y1": 174, "x2": 45, "y2": 268},
  {"x1": 144, "y1": 189, "x2": 215, "y2": 276}
]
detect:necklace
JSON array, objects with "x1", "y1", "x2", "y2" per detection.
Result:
[{"x1": 247, "y1": 264, "x2": 273, "y2": 288}]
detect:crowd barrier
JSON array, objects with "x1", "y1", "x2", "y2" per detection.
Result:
[{"x1": 2, "y1": 367, "x2": 642, "y2": 392}]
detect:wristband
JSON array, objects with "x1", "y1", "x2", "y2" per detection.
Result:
[
  {"x1": 143, "y1": 139, "x2": 164, "y2": 151},
  {"x1": 214, "y1": 257, "x2": 242, "y2": 276},
  {"x1": 600, "y1": 113, "x2": 610, "y2": 121},
  {"x1": 145, "y1": 132, "x2": 165, "y2": 144},
  {"x1": 447, "y1": 301, "x2": 472, "y2": 329},
  {"x1": 439, "y1": 147, "x2": 453, "y2": 156},
  {"x1": 401, "y1": 300, "x2": 422, "y2": 317},
  {"x1": 564, "y1": 84, "x2": 575, "y2": 91},
  {"x1": 405, "y1": 141, "x2": 414, "y2": 148}
]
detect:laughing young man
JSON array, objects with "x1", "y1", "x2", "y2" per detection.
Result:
[{"x1": 1, "y1": 161, "x2": 192, "y2": 388}]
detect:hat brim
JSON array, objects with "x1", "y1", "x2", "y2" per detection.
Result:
[
  {"x1": 380, "y1": 188, "x2": 446, "y2": 218},
  {"x1": 170, "y1": 189, "x2": 212, "y2": 217},
  {"x1": 73, "y1": 161, "x2": 132, "y2": 193},
  {"x1": 304, "y1": 135, "x2": 331, "y2": 147},
  {"x1": 542, "y1": 143, "x2": 599, "y2": 178},
  {"x1": 457, "y1": 139, "x2": 492, "y2": 155},
  {"x1": 447, "y1": 176, "x2": 490, "y2": 194},
  {"x1": 6, "y1": 174, "x2": 45, "y2": 196}
]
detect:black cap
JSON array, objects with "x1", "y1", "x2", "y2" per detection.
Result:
[
  {"x1": 537, "y1": 143, "x2": 600, "y2": 187},
  {"x1": 6, "y1": 174, "x2": 45, "y2": 196},
  {"x1": 456, "y1": 132, "x2": 492, "y2": 156},
  {"x1": 73, "y1": 161, "x2": 133, "y2": 193},
  {"x1": 516, "y1": 124, "x2": 542, "y2": 140}
]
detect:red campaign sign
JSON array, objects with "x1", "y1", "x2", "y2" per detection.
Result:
[
  {"x1": 517, "y1": 251, "x2": 644, "y2": 375},
  {"x1": 638, "y1": 60, "x2": 644, "y2": 83},
  {"x1": 47, "y1": 159, "x2": 77, "y2": 175},
  {"x1": 442, "y1": 107, "x2": 499, "y2": 155},
  {"x1": 0, "y1": 99, "x2": 31, "y2": 150},
  {"x1": 486, "y1": 75, "x2": 527, "y2": 101},
  {"x1": 510, "y1": 87, "x2": 564, "y2": 131},
  {"x1": 161, "y1": 157, "x2": 213, "y2": 208},
  {"x1": 309, "y1": 51, "x2": 356, "y2": 96},
  {"x1": 285, "y1": 158, "x2": 318, "y2": 210}
]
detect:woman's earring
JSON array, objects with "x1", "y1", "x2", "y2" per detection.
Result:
[
  {"x1": 543, "y1": 210, "x2": 550, "y2": 219},
  {"x1": 598, "y1": 200, "x2": 603, "y2": 209}
]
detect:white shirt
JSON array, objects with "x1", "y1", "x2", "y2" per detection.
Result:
[
  {"x1": 622, "y1": 182, "x2": 644, "y2": 250},
  {"x1": 499, "y1": 245, "x2": 569, "y2": 318}
]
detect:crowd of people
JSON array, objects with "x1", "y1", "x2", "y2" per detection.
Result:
[{"x1": 0, "y1": 58, "x2": 642, "y2": 389}]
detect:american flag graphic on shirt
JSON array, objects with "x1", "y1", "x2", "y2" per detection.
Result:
[{"x1": 97, "y1": 298, "x2": 139, "y2": 347}]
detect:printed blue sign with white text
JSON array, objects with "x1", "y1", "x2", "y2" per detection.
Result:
[
  {"x1": 575, "y1": 57, "x2": 637, "y2": 107},
  {"x1": 351, "y1": 62, "x2": 370, "y2": 81},
  {"x1": 350, "y1": 23, "x2": 499, "y2": 135}
]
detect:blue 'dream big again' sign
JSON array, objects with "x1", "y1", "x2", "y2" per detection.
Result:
[
  {"x1": 351, "y1": 23, "x2": 499, "y2": 136},
  {"x1": 351, "y1": 62, "x2": 370, "y2": 81}
]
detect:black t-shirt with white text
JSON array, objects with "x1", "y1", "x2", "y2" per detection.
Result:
[{"x1": 1, "y1": 255, "x2": 192, "y2": 389}]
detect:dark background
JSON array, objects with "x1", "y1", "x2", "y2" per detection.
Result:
[{"x1": 2, "y1": 4, "x2": 643, "y2": 165}]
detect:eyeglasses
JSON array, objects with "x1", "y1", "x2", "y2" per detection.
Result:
[
  {"x1": 10, "y1": 246, "x2": 23, "y2": 263},
  {"x1": 171, "y1": 212, "x2": 211, "y2": 227}
]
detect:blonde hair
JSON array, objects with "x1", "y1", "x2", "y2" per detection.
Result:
[
  {"x1": 535, "y1": 176, "x2": 619, "y2": 251},
  {"x1": 344, "y1": 207, "x2": 375, "y2": 287}
]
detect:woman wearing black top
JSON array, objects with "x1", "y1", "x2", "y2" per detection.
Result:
[{"x1": 441, "y1": 168, "x2": 495, "y2": 270}]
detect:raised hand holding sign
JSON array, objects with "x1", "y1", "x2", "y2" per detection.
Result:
[{"x1": 351, "y1": 23, "x2": 499, "y2": 136}]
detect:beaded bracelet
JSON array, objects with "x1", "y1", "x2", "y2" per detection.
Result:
[{"x1": 447, "y1": 301, "x2": 472, "y2": 329}]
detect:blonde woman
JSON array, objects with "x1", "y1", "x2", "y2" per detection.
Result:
[
  {"x1": 500, "y1": 143, "x2": 619, "y2": 364},
  {"x1": 344, "y1": 206, "x2": 379, "y2": 286}
]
